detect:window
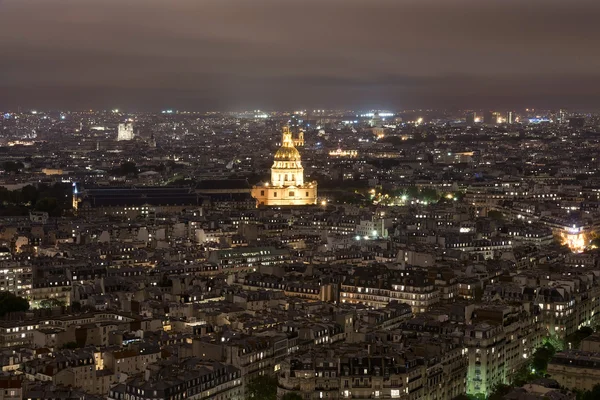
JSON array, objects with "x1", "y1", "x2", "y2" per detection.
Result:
[
  {"x1": 289, "y1": 191, "x2": 295, "y2": 197},
  {"x1": 391, "y1": 389, "x2": 401, "y2": 398},
  {"x1": 261, "y1": 191, "x2": 265, "y2": 196},
  {"x1": 274, "y1": 192, "x2": 277, "y2": 197},
  {"x1": 306, "y1": 192, "x2": 309, "y2": 196}
]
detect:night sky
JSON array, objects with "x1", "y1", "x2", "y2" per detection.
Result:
[{"x1": 1, "y1": 0, "x2": 600, "y2": 111}]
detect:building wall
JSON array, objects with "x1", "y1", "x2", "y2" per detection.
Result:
[
  {"x1": 548, "y1": 359, "x2": 600, "y2": 392},
  {"x1": 251, "y1": 185, "x2": 317, "y2": 206}
]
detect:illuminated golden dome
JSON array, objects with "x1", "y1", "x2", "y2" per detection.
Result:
[{"x1": 274, "y1": 145, "x2": 301, "y2": 161}]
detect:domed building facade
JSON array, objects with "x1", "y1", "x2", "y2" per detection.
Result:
[{"x1": 251, "y1": 126, "x2": 317, "y2": 206}]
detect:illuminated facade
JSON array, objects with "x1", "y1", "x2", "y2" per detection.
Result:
[
  {"x1": 329, "y1": 148, "x2": 358, "y2": 157},
  {"x1": 560, "y1": 227, "x2": 589, "y2": 253},
  {"x1": 293, "y1": 130, "x2": 304, "y2": 147},
  {"x1": 117, "y1": 121, "x2": 134, "y2": 141},
  {"x1": 251, "y1": 126, "x2": 317, "y2": 206}
]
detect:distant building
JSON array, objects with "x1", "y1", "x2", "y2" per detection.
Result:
[
  {"x1": 73, "y1": 186, "x2": 201, "y2": 217},
  {"x1": 251, "y1": 126, "x2": 317, "y2": 206},
  {"x1": 0, "y1": 377, "x2": 22, "y2": 400},
  {"x1": 196, "y1": 179, "x2": 251, "y2": 195},
  {"x1": 207, "y1": 246, "x2": 290, "y2": 274},
  {"x1": 329, "y1": 148, "x2": 358, "y2": 158},
  {"x1": 558, "y1": 108, "x2": 567, "y2": 124},
  {"x1": 483, "y1": 111, "x2": 495, "y2": 125},
  {"x1": 548, "y1": 350, "x2": 600, "y2": 392},
  {"x1": 466, "y1": 112, "x2": 476, "y2": 125},
  {"x1": 370, "y1": 111, "x2": 383, "y2": 127},
  {"x1": 117, "y1": 121, "x2": 134, "y2": 141},
  {"x1": 288, "y1": 114, "x2": 305, "y2": 147},
  {"x1": 108, "y1": 361, "x2": 242, "y2": 400},
  {"x1": 0, "y1": 261, "x2": 32, "y2": 297},
  {"x1": 507, "y1": 111, "x2": 514, "y2": 124},
  {"x1": 436, "y1": 151, "x2": 475, "y2": 164},
  {"x1": 29, "y1": 211, "x2": 48, "y2": 224}
]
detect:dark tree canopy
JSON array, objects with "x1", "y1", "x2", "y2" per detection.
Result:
[
  {"x1": 578, "y1": 384, "x2": 600, "y2": 400},
  {"x1": 0, "y1": 182, "x2": 71, "y2": 217},
  {"x1": 39, "y1": 298, "x2": 66, "y2": 309},
  {"x1": 487, "y1": 210, "x2": 504, "y2": 221},
  {"x1": 246, "y1": 375, "x2": 278, "y2": 400},
  {"x1": 565, "y1": 326, "x2": 594, "y2": 350},
  {"x1": 2, "y1": 161, "x2": 24, "y2": 173},
  {"x1": 0, "y1": 292, "x2": 30, "y2": 317},
  {"x1": 281, "y1": 393, "x2": 303, "y2": 400},
  {"x1": 112, "y1": 161, "x2": 138, "y2": 176},
  {"x1": 488, "y1": 384, "x2": 512, "y2": 400}
]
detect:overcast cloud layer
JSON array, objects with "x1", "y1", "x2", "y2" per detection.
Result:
[{"x1": 1, "y1": 0, "x2": 600, "y2": 111}]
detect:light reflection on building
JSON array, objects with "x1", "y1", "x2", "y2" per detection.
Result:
[
  {"x1": 329, "y1": 148, "x2": 358, "y2": 158},
  {"x1": 560, "y1": 228, "x2": 588, "y2": 253}
]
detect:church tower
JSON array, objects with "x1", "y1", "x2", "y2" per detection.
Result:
[{"x1": 251, "y1": 126, "x2": 317, "y2": 206}]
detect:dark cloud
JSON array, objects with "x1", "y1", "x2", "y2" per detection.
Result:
[{"x1": 1, "y1": 0, "x2": 600, "y2": 110}]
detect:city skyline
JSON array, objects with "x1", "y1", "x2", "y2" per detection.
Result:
[
  {"x1": 3, "y1": 2, "x2": 600, "y2": 400},
  {"x1": 2, "y1": 0, "x2": 600, "y2": 110},
  {"x1": 1, "y1": 93, "x2": 600, "y2": 400}
]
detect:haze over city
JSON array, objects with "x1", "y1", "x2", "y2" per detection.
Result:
[{"x1": 2, "y1": 0, "x2": 600, "y2": 110}]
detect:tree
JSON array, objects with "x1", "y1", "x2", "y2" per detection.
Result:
[
  {"x1": 406, "y1": 186, "x2": 420, "y2": 198},
  {"x1": 488, "y1": 384, "x2": 512, "y2": 400},
  {"x1": 2, "y1": 161, "x2": 24, "y2": 173},
  {"x1": 531, "y1": 341, "x2": 556, "y2": 374},
  {"x1": 487, "y1": 210, "x2": 504, "y2": 221},
  {"x1": 112, "y1": 161, "x2": 138, "y2": 176},
  {"x1": 71, "y1": 301, "x2": 82, "y2": 312},
  {"x1": 246, "y1": 375, "x2": 277, "y2": 400},
  {"x1": 577, "y1": 384, "x2": 600, "y2": 400},
  {"x1": 544, "y1": 335, "x2": 564, "y2": 352},
  {"x1": 451, "y1": 395, "x2": 470, "y2": 400},
  {"x1": 281, "y1": 393, "x2": 303, "y2": 400},
  {"x1": 35, "y1": 197, "x2": 58, "y2": 214},
  {"x1": 39, "y1": 298, "x2": 66, "y2": 309},
  {"x1": 511, "y1": 363, "x2": 534, "y2": 387},
  {"x1": 473, "y1": 286, "x2": 484, "y2": 302},
  {"x1": 565, "y1": 326, "x2": 594, "y2": 350},
  {"x1": 0, "y1": 292, "x2": 30, "y2": 317},
  {"x1": 20, "y1": 185, "x2": 39, "y2": 205},
  {"x1": 420, "y1": 187, "x2": 439, "y2": 201}
]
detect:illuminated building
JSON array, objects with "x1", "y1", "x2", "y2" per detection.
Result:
[
  {"x1": 558, "y1": 109, "x2": 567, "y2": 124},
  {"x1": 372, "y1": 126, "x2": 386, "y2": 139},
  {"x1": 41, "y1": 168, "x2": 64, "y2": 176},
  {"x1": 369, "y1": 111, "x2": 383, "y2": 127},
  {"x1": 117, "y1": 121, "x2": 134, "y2": 141},
  {"x1": 436, "y1": 151, "x2": 474, "y2": 164},
  {"x1": 251, "y1": 126, "x2": 317, "y2": 206},
  {"x1": 328, "y1": 148, "x2": 358, "y2": 158},
  {"x1": 559, "y1": 226, "x2": 589, "y2": 253},
  {"x1": 464, "y1": 306, "x2": 543, "y2": 398}
]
